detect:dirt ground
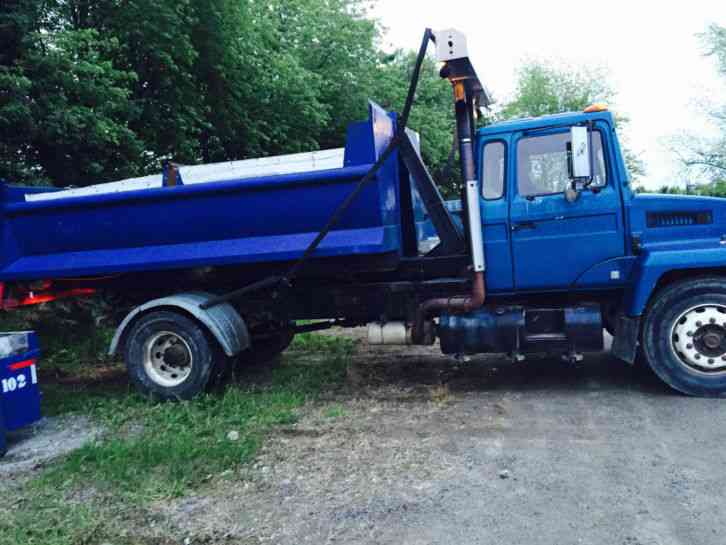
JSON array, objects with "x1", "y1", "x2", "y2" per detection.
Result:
[
  {"x1": 1, "y1": 415, "x2": 100, "y2": 481},
  {"x1": 6, "y1": 330, "x2": 726, "y2": 545},
  {"x1": 158, "y1": 331, "x2": 726, "y2": 545}
]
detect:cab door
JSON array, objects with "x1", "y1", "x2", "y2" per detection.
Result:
[
  {"x1": 478, "y1": 138, "x2": 514, "y2": 292},
  {"x1": 509, "y1": 124, "x2": 625, "y2": 290}
]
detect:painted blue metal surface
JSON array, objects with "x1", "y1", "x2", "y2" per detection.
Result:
[
  {"x1": 474, "y1": 109, "x2": 726, "y2": 308},
  {"x1": 414, "y1": 199, "x2": 462, "y2": 241},
  {"x1": 422, "y1": 111, "x2": 649, "y2": 297},
  {"x1": 0, "y1": 102, "x2": 404, "y2": 281},
  {"x1": 0, "y1": 332, "x2": 41, "y2": 454},
  {"x1": 476, "y1": 135, "x2": 514, "y2": 292},
  {"x1": 573, "y1": 256, "x2": 636, "y2": 288},
  {"x1": 622, "y1": 194, "x2": 726, "y2": 315},
  {"x1": 0, "y1": 405, "x2": 5, "y2": 454},
  {"x1": 507, "y1": 119, "x2": 626, "y2": 290},
  {"x1": 417, "y1": 196, "x2": 514, "y2": 292},
  {"x1": 479, "y1": 111, "x2": 617, "y2": 137}
]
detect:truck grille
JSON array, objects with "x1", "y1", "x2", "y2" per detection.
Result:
[{"x1": 646, "y1": 211, "x2": 712, "y2": 228}]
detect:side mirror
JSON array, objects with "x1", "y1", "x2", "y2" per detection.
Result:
[
  {"x1": 565, "y1": 126, "x2": 592, "y2": 203},
  {"x1": 569, "y1": 126, "x2": 591, "y2": 179}
]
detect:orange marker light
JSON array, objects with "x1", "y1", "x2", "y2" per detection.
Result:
[{"x1": 584, "y1": 103, "x2": 609, "y2": 113}]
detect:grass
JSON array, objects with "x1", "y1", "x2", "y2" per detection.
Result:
[
  {"x1": 46, "y1": 333, "x2": 353, "y2": 500},
  {"x1": 0, "y1": 311, "x2": 356, "y2": 545},
  {"x1": 323, "y1": 403, "x2": 349, "y2": 419}
]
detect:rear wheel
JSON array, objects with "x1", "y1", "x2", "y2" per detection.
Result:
[
  {"x1": 642, "y1": 277, "x2": 726, "y2": 397},
  {"x1": 238, "y1": 326, "x2": 295, "y2": 367},
  {"x1": 125, "y1": 310, "x2": 224, "y2": 400}
]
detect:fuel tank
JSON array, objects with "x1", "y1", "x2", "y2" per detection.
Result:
[{"x1": 438, "y1": 304, "x2": 603, "y2": 356}]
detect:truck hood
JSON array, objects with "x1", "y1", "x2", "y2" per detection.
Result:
[{"x1": 630, "y1": 193, "x2": 726, "y2": 250}]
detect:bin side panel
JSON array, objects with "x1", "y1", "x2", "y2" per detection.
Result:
[{"x1": 0, "y1": 104, "x2": 404, "y2": 280}]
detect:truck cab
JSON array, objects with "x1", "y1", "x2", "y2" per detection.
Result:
[
  {"x1": 475, "y1": 107, "x2": 631, "y2": 295},
  {"x1": 442, "y1": 104, "x2": 726, "y2": 397}
]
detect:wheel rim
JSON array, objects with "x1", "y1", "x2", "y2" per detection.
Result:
[
  {"x1": 142, "y1": 331, "x2": 193, "y2": 387},
  {"x1": 671, "y1": 304, "x2": 726, "y2": 373}
]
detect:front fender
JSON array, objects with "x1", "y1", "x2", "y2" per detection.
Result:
[
  {"x1": 108, "y1": 292, "x2": 250, "y2": 357},
  {"x1": 624, "y1": 244, "x2": 726, "y2": 316}
]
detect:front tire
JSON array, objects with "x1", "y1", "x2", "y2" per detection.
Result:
[
  {"x1": 124, "y1": 310, "x2": 223, "y2": 400},
  {"x1": 642, "y1": 277, "x2": 726, "y2": 397}
]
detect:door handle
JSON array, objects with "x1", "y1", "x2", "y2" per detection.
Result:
[{"x1": 511, "y1": 221, "x2": 537, "y2": 232}]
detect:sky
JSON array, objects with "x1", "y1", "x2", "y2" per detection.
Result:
[{"x1": 372, "y1": 0, "x2": 726, "y2": 189}]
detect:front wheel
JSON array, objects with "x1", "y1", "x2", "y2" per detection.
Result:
[
  {"x1": 124, "y1": 310, "x2": 224, "y2": 400},
  {"x1": 642, "y1": 277, "x2": 726, "y2": 397}
]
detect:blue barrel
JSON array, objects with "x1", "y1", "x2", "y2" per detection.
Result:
[
  {"x1": 0, "y1": 402, "x2": 6, "y2": 456},
  {"x1": 0, "y1": 331, "x2": 41, "y2": 456}
]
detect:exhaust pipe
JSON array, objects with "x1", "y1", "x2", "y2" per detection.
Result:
[
  {"x1": 412, "y1": 271, "x2": 485, "y2": 344},
  {"x1": 411, "y1": 79, "x2": 487, "y2": 344}
]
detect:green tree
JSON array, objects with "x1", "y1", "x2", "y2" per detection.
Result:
[
  {"x1": 372, "y1": 50, "x2": 490, "y2": 196},
  {"x1": 0, "y1": 0, "x2": 465, "y2": 189},
  {"x1": 501, "y1": 62, "x2": 612, "y2": 119},
  {"x1": 677, "y1": 24, "x2": 726, "y2": 185},
  {"x1": 1, "y1": 1, "x2": 58, "y2": 183},
  {"x1": 0, "y1": 0, "x2": 142, "y2": 186},
  {"x1": 268, "y1": 0, "x2": 381, "y2": 151},
  {"x1": 24, "y1": 30, "x2": 142, "y2": 186},
  {"x1": 72, "y1": 0, "x2": 207, "y2": 169},
  {"x1": 0, "y1": 0, "x2": 388, "y2": 185},
  {"x1": 501, "y1": 60, "x2": 645, "y2": 180},
  {"x1": 94, "y1": 0, "x2": 380, "y2": 165}
]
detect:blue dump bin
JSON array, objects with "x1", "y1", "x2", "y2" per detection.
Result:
[
  {"x1": 0, "y1": 103, "x2": 406, "y2": 282},
  {"x1": 0, "y1": 331, "x2": 41, "y2": 456}
]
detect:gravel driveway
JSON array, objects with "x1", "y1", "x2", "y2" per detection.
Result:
[{"x1": 158, "y1": 332, "x2": 726, "y2": 545}]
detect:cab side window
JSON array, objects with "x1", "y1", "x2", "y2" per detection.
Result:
[
  {"x1": 481, "y1": 141, "x2": 505, "y2": 200},
  {"x1": 517, "y1": 131, "x2": 607, "y2": 197}
]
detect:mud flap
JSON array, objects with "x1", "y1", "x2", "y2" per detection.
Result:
[
  {"x1": 108, "y1": 292, "x2": 249, "y2": 358},
  {"x1": 612, "y1": 314, "x2": 641, "y2": 365}
]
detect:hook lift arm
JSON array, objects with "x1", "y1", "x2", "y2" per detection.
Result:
[
  {"x1": 411, "y1": 29, "x2": 492, "y2": 343},
  {"x1": 202, "y1": 29, "x2": 492, "y2": 336}
]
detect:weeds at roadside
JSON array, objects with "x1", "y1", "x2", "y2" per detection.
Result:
[
  {"x1": 323, "y1": 403, "x2": 349, "y2": 419},
  {"x1": 0, "y1": 303, "x2": 116, "y2": 375},
  {"x1": 429, "y1": 383, "x2": 451, "y2": 405},
  {"x1": 0, "y1": 328, "x2": 356, "y2": 545}
]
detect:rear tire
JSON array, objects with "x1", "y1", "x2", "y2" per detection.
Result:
[
  {"x1": 125, "y1": 310, "x2": 224, "y2": 400},
  {"x1": 238, "y1": 327, "x2": 295, "y2": 367},
  {"x1": 642, "y1": 277, "x2": 726, "y2": 397}
]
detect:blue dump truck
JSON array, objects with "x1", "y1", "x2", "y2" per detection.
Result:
[{"x1": 0, "y1": 29, "x2": 725, "y2": 399}]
